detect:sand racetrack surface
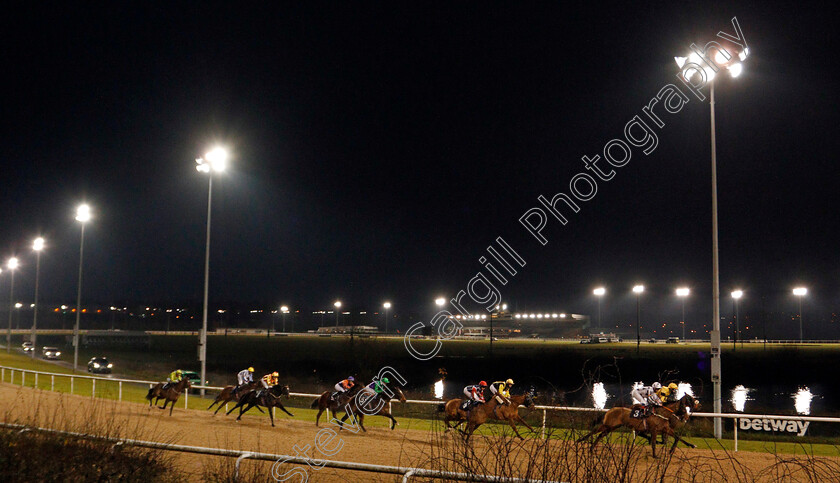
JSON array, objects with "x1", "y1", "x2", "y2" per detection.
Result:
[{"x1": 1, "y1": 382, "x2": 838, "y2": 482}]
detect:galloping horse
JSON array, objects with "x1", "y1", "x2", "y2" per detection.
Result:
[
  {"x1": 336, "y1": 387, "x2": 407, "y2": 431},
  {"x1": 311, "y1": 384, "x2": 361, "y2": 426},
  {"x1": 637, "y1": 393, "x2": 700, "y2": 449},
  {"x1": 443, "y1": 390, "x2": 536, "y2": 440},
  {"x1": 576, "y1": 394, "x2": 699, "y2": 457},
  {"x1": 208, "y1": 381, "x2": 261, "y2": 415},
  {"x1": 145, "y1": 378, "x2": 192, "y2": 416},
  {"x1": 226, "y1": 385, "x2": 294, "y2": 427}
]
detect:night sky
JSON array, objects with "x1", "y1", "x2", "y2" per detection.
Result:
[{"x1": 1, "y1": 3, "x2": 837, "y2": 335}]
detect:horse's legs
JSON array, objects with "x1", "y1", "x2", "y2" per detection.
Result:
[
  {"x1": 315, "y1": 407, "x2": 325, "y2": 426},
  {"x1": 268, "y1": 406, "x2": 275, "y2": 427},
  {"x1": 590, "y1": 425, "x2": 616, "y2": 448},
  {"x1": 213, "y1": 400, "x2": 227, "y2": 415},
  {"x1": 169, "y1": 399, "x2": 175, "y2": 416},
  {"x1": 650, "y1": 430, "x2": 658, "y2": 458},
  {"x1": 516, "y1": 414, "x2": 535, "y2": 432},
  {"x1": 576, "y1": 425, "x2": 605, "y2": 443},
  {"x1": 226, "y1": 401, "x2": 243, "y2": 416},
  {"x1": 276, "y1": 402, "x2": 294, "y2": 417},
  {"x1": 507, "y1": 419, "x2": 525, "y2": 440}
]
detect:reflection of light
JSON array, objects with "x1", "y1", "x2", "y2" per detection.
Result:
[
  {"x1": 731, "y1": 385, "x2": 750, "y2": 412},
  {"x1": 592, "y1": 382, "x2": 608, "y2": 409},
  {"x1": 794, "y1": 387, "x2": 813, "y2": 415},
  {"x1": 677, "y1": 382, "x2": 694, "y2": 399},
  {"x1": 434, "y1": 380, "x2": 444, "y2": 399}
]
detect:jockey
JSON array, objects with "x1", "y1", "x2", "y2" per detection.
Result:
[
  {"x1": 232, "y1": 367, "x2": 255, "y2": 397},
  {"x1": 332, "y1": 376, "x2": 355, "y2": 401},
  {"x1": 367, "y1": 377, "x2": 390, "y2": 396},
  {"x1": 489, "y1": 379, "x2": 514, "y2": 418},
  {"x1": 261, "y1": 371, "x2": 279, "y2": 389},
  {"x1": 163, "y1": 369, "x2": 183, "y2": 390},
  {"x1": 461, "y1": 381, "x2": 487, "y2": 410},
  {"x1": 630, "y1": 382, "x2": 662, "y2": 416},
  {"x1": 659, "y1": 382, "x2": 679, "y2": 404}
]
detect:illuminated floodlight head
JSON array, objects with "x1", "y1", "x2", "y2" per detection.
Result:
[
  {"x1": 728, "y1": 63, "x2": 743, "y2": 78},
  {"x1": 7, "y1": 257, "x2": 19, "y2": 270},
  {"x1": 593, "y1": 287, "x2": 606, "y2": 296},
  {"x1": 33, "y1": 237, "x2": 45, "y2": 251},
  {"x1": 75, "y1": 204, "x2": 91, "y2": 223},
  {"x1": 383, "y1": 302, "x2": 391, "y2": 309},
  {"x1": 196, "y1": 147, "x2": 228, "y2": 173},
  {"x1": 731, "y1": 290, "x2": 743, "y2": 299},
  {"x1": 435, "y1": 297, "x2": 446, "y2": 307},
  {"x1": 633, "y1": 285, "x2": 644, "y2": 294},
  {"x1": 676, "y1": 287, "x2": 690, "y2": 297},
  {"x1": 793, "y1": 287, "x2": 807, "y2": 297},
  {"x1": 674, "y1": 56, "x2": 688, "y2": 69},
  {"x1": 280, "y1": 305, "x2": 289, "y2": 313},
  {"x1": 15, "y1": 303, "x2": 22, "y2": 309},
  {"x1": 334, "y1": 301, "x2": 342, "y2": 308},
  {"x1": 501, "y1": 303, "x2": 508, "y2": 310},
  {"x1": 560, "y1": 313, "x2": 566, "y2": 318}
]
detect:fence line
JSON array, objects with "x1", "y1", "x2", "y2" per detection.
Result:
[
  {"x1": 0, "y1": 421, "x2": 560, "y2": 482},
  {"x1": 3, "y1": 364, "x2": 840, "y2": 453}
]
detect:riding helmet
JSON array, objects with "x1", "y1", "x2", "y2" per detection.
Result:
[
  {"x1": 248, "y1": 367, "x2": 254, "y2": 372},
  {"x1": 479, "y1": 381, "x2": 487, "y2": 387},
  {"x1": 506, "y1": 379, "x2": 514, "y2": 386}
]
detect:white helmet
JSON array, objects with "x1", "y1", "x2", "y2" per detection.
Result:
[{"x1": 651, "y1": 382, "x2": 662, "y2": 390}]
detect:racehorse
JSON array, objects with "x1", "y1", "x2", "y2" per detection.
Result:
[
  {"x1": 336, "y1": 386, "x2": 407, "y2": 431},
  {"x1": 207, "y1": 381, "x2": 261, "y2": 415},
  {"x1": 145, "y1": 378, "x2": 192, "y2": 416},
  {"x1": 576, "y1": 394, "x2": 699, "y2": 457},
  {"x1": 442, "y1": 390, "x2": 536, "y2": 440},
  {"x1": 311, "y1": 384, "x2": 362, "y2": 426},
  {"x1": 637, "y1": 393, "x2": 700, "y2": 449},
  {"x1": 226, "y1": 385, "x2": 294, "y2": 427}
]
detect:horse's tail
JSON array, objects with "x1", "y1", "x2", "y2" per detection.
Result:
[{"x1": 145, "y1": 387, "x2": 155, "y2": 401}]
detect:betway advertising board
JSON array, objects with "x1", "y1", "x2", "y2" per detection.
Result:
[{"x1": 738, "y1": 417, "x2": 809, "y2": 436}]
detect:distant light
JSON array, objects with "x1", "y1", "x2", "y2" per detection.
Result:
[
  {"x1": 33, "y1": 237, "x2": 45, "y2": 251},
  {"x1": 529, "y1": 314, "x2": 535, "y2": 319},
  {"x1": 633, "y1": 285, "x2": 644, "y2": 294},
  {"x1": 676, "y1": 288, "x2": 690, "y2": 297},
  {"x1": 75, "y1": 204, "x2": 91, "y2": 223},
  {"x1": 205, "y1": 147, "x2": 228, "y2": 171},
  {"x1": 714, "y1": 50, "x2": 730, "y2": 65},
  {"x1": 334, "y1": 301, "x2": 342, "y2": 308},
  {"x1": 551, "y1": 313, "x2": 558, "y2": 318},
  {"x1": 433, "y1": 379, "x2": 444, "y2": 399},
  {"x1": 731, "y1": 290, "x2": 743, "y2": 299},
  {"x1": 592, "y1": 382, "x2": 608, "y2": 410},
  {"x1": 61, "y1": 305, "x2": 68, "y2": 310},
  {"x1": 728, "y1": 62, "x2": 743, "y2": 78},
  {"x1": 435, "y1": 297, "x2": 446, "y2": 307},
  {"x1": 793, "y1": 387, "x2": 813, "y2": 415},
  {"x1": 674, "y1": 56, "x2": 687, "y2": 68},
  {"x1": 560, "y1": 313, "x2": 566, "y2": 318},
  {"x1": 731, "y1": 385, "x2": 750, "y2": 412},
  {"x1": 7, "y1": 258, "x2": 18, "y2": 270},
  {"x1": 537, "y1": 314, "x2": 543, "y2": 319},
  {"x1": 593, "y1": 287, "x2": 606, "y2": 296},
  {"x1": 793, "y1": 287, "x2": 807, "y2": 296},
  {"x1": 15, "y1": 303, "x2": 22, "y2": 309},
  {"x1": 515, "y1": 314, "x2": 521, "y2": 319},
  {"x1": 501, "y1": 303, "x2": 508, "y2": 310},
  {"x1": 481, "y1": 315, "x2": 486, "y2": 320},
  {"x1": 383, "y1": 302, "x2": 391, "y2": 309},
  {"x1": 280, "y1": 306, "x2": 289, "y2": 313}
]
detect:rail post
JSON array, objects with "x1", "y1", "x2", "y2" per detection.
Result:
[
  {"x1": 185, "y1": 389, "x2": 189, "y2": 409},
  {"x1": 235, "y1": 452, "x2": 254, "y2": 480},
  {"x1": 51, "y1": 375, "x2": 54, "y2": 391},
  {"x1": 92, "y1": 378, "x2": 96, "y2": 398},
  {"x1": 402, "y1": 469, "x2": 416, "y2": 482},
  {"x1": 119, "y1": 381, "x2": 122, "y2": 401},
  {"x1": 34, "y1": 372, "x2": 38, "y2": 389},
  {"x1": 11, "y1": 369, "x2": 14, "y2": 385},
  {"x1": 70, "y1": 376, "x2": 74, "y2": 395},
  {"x1": 541, "y1": 409, "x2": 547, "y2": 439},
  {"x1": 734, "y1": 417, "x2": 738, "y2": 452},
  {"x1": 2, "y1": 367, "x2": 5, "y2": 382},
  {"x1": 21, "y1": 371, "x2": 25, "y2": 387}
]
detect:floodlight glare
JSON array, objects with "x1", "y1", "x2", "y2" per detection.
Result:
[
  {"x1": 676, "y1": 288, "x2": 690, "y2": 297},
  {"x1": 731, "y1": 290, "x2": 743, "y2": 299},
  {"x1": 33, "y1": 237, "x2": 45, "y2": 251},
  {"x1": 793, "y1": 287, "x2": 807, "y2": 296},
  {"x1": 593, "y1": 287, "x2": 606, "y2": 296},
  {"x1": 7, "y1": 258, "x2": 18, "y2": 270},
  {"x1": 75, "y1": 204, "x2": 91, "y2": 222},
  {"x1": 383, "y1": 302, "x2": 391, "y2": 309},
  {"x1": 728, "y1": 63, "x2": 743, "y2": 78},
  {"x1": 334, "y1": 301, "x2": 342, "y2": 308},
  {"x1": 633, "y1": 285, "x2": 644, "y2": 294},
  {"x1": 280, "y1": 305, "x2": 289, "y2": 313},
  {"x1": 435, "y1": 297, "x2": 446, "y2": 307}
]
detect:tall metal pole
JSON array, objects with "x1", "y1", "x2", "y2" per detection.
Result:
[
  {"x1": 733, "y1": 297, "x2": 738, "y2": 351},
  {"x1": 6, "y1": 269, "x2": 15, "y2": 353},
  {"x1": 200, "y1": 175, "x2": 212, "y2": 396},
  {"x1": 73, "y1": 224, "x2": 85, "y2": 370},
  {"x1": 635, "y1": 294, "x2": 641, "y2": 354},
  {"x1": 681, "y1": 299, "x2": 686, "y2": 342},
  {"x1": 709, "y1": 82, "x2": 723, "y2": 439},
  {"x1": 597, "y1": 297, "x2": 602, "y2": 327},
  {"x1": 384, "y1": 307, "x2": 389, "y2": 334},
  {"x1": 31, "y1": 250, "x2": 41, "y2": 359},
  {"x1": 798, "y1": 297, "x2": 803, "y2": 343}
]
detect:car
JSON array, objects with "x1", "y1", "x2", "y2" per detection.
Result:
[
  {"x1": 22, "y1": 341, "x2": 33, "y2": 352},
  {"x1": 41, "y1": 346, "x2": 61, "y2": 359},
  {"x1": 666, "y1": 337, "x2": 680, "y2": 344},
  {"x1": 87, "y1": 357, "x2": 113, "y2": 374},
  {"x1": 177, "y1": 370, "x2": 202, "y2": 386},
  {"x1": 648, "y1": 338, "x2": 657, "y2": 343}
]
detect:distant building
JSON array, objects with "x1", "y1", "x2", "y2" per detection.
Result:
[
  {"x1": 454, "y1": 310, "x2": 589, "y2": 338},
  {"x1": 316, "y1": 325, "x2": 379, "y2": 335}
]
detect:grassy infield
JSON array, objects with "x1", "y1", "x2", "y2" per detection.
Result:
[{"x1": 2, "y1": 344, "x2": 840, "y2": 459}]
